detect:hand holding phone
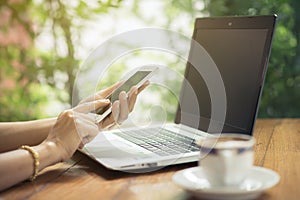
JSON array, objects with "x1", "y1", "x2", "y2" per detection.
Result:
[{"x1": 95, "y1": 65, "x2": 158, "y2": 123}]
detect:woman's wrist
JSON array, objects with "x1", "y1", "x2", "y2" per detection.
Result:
[{"x1": 34, "y1": 140, "x2": 62, "y2": 171}]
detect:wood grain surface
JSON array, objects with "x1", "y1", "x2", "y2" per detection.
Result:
[{"x1": 1, "y1": 119, "x2": 299, "y2": 200}]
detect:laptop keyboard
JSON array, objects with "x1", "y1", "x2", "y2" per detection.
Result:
[{"x1": 114, "y1": 128, "x2": 199, "y2": 156}]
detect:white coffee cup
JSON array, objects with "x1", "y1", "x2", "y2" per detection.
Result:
[{"x1": 198, "y1": 134, "x2": 255, "y2": 187}]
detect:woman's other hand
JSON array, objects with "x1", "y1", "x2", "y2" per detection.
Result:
[{"x1": 45, "y1": 99, "x2": 110, "y2": 161}]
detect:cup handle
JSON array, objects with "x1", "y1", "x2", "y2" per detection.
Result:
[{"x1": 219, "y1": 149, "x2": 235, "y2": 185}]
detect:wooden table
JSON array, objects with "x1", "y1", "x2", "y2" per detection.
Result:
[{"x1": 1, "y1": 119, "x2": 299, "y2": 200}]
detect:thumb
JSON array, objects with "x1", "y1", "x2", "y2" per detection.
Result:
[{"x1": 73, "y1": 99, "x2": 110, "y2": 113}]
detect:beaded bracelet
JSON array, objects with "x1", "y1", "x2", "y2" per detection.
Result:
[{"x1": 19, "y1": 145, "x2": 40, "y2": 181}]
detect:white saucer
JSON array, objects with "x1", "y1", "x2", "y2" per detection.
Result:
[{"x1": 172, "y1": 166, "x2": 280, "y2": 200}]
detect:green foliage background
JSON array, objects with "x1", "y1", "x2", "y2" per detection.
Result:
[
  {"x1": 0, "y1": 0, "x2": 122, "y2": 121},
  {"x1": 0, "y1": 0, "x2": 299, "y2": 122}
]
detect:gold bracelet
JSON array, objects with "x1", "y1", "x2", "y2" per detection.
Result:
[{"x1": 19, "y1": 145, "x2": 40, "y2": 181}]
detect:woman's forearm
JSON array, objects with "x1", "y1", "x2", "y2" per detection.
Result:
[
  {"x1": 0, "y1": 118, "x2": 56, "y2": 152},
  {"x1": 0, "y1": 141, "x2": 61, "y2": 191}
]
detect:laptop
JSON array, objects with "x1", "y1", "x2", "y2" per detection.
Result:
[{"x1": 82, "y1": 15, "x2": 277, "y2": 171}]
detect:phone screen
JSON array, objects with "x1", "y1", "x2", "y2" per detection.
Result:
[
  {"x1": 110, "y1": 70, "x2": 152, "y2": 102},
  {"x1": 96, "y1": 70, "x2": 152, "y2": 115}
]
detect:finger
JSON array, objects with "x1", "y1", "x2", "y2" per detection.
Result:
[
  {"x1": 80, "y1": 82, "x2": 123, "y2": 103},
  {"x1": 137, "y1": 80, "x2": 150, "y2": 94},
  {"x1": 118, "y1": 91, "x2": 129, "y2": 123},
  {"x1": 111, "y1": 100, "x2": 120, "y2": 123},
  {"x1": 73, "y1": 99, "x2": 110, "y2": 113},
  {"x1": 73, "y1": 113, "x2": 99, "y2": 142},
  {"x1": 75, "y1": 117, "x2": 100, "y2": 141},
  {"x1": 79, "y1": 142, "x2": 84, "y2": 149},
  {"x1": 73, "y1": 112, "x2": 99, "y2": 129},
  {"x1": 74, "y1": 112, "x2": 97, "y2": 125},
  {"x1": 98, "y1": 100, "x2": 120, "y2": 129},
  {"x1": 128, "y1": 86, "x2": 138, "y2": 112},
  {"x1": 94, "y1": 81, "x2": 123, "y2": 100},
  {"x1": 98, "y1": 113, "x2": 115, "y2": 129},
  {"x1": 79, "y1": 135, "x2": 93, "y2": 147},
  {"x1": 73, "y1": 114, "x2": 98, "y2": 134}
]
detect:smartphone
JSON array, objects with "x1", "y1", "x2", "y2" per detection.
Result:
[{"x1": 95, "y1": 65, "x2": 158, "y2": 123}]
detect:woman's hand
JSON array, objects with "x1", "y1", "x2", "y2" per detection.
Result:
[
  {"x1": 45, "y1": 99, "x2": 110, "y2": 161},
  {"x1": 79, "y1": 81, "x2": 150, "y2": 129}
]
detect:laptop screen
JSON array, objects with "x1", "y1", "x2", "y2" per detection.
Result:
[{"x1": 175, "y1": 15, "x2": 276, "y2": 134}]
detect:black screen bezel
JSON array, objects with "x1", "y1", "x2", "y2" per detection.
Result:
[{"x1": 175, "y1": 15, "x2": 277, "y2": 135}]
